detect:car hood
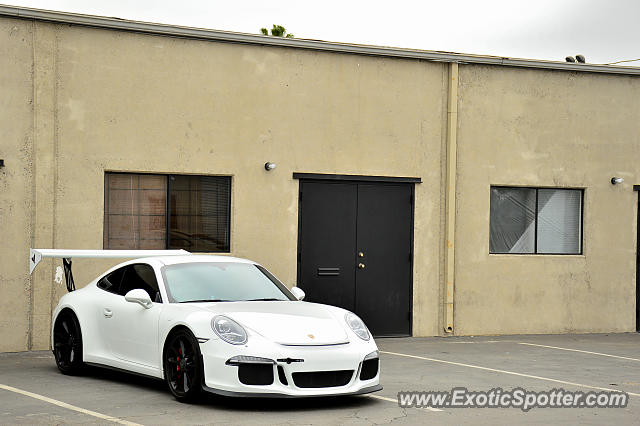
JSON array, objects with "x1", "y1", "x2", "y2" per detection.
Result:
[{"x1": 203, "y1": 301, "x2": 349, "y2": 345}]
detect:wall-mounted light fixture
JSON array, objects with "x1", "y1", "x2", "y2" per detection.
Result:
[
  {"x1": 264, "y1": 162, "x2": 276, "y2": 171},
  {"x1": 611, "y1": 177, "x2": 624, "y2": 185}
]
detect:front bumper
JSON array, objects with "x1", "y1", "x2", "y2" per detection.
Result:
[
  {"x1": 202, "y1": 383, "x2": 383, "y2": 398},
  {"x1": 200, "y1": 340, "x2": 381, "y2": 397}
]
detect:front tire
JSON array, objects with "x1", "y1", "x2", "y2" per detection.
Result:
[
  {"x1": 52, "y1": 310, "x2": 84, "y2": 375},
  {"x1": 163, "y1": 329, "x2": 203, "y2": 402}
]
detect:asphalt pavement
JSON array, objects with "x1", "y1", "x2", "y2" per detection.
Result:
[{"x1": 1, "y1": 333, "x2": 639, "y2": 425}]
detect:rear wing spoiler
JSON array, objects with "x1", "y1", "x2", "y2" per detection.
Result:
[{"x1": 29, "y1": 248, "x2": 190, "y2": 292}]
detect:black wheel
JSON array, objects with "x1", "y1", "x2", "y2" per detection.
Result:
[
  {"x1": 163, "y1": 329, "x2": 203, "y2": 402},
  {"x1": 52, "y1": 310, "x2": 84, "y2": 375}
]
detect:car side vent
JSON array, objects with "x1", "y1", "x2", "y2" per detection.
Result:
[{"x1": 277, "y1": 365, "x2": 288, "y2": 385}]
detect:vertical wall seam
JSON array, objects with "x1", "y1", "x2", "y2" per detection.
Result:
[
  {"x1": 27, "y1": 19, "x2": 37, "y2": 351},
  {"x1": 444, "y1": 62, "x2": 459, "y2": 334},
  {"x1": 48, "y1": 24, "x2": 59, "y2": 330},
  {"x1": 437, "y1": 63, "x2": 449, "y2": 336}
]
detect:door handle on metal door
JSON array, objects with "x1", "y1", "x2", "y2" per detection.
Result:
[{"x1": 103, "y1": 308, "x2": 113, "y2": 318}]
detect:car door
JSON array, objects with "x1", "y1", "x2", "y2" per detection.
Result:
[
  {"x1": 102, "y1": 263, "x2": 163, "y2": 368},
  {"x1": 95, "y1": 266, "x2": 126, "y2": 360}
]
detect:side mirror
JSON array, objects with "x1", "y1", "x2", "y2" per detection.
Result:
[
  {"x1": 290, "y1": 286, "x2": 305, "y2": 301},
  {"x1": 124, "y1": 289, "x2": 153, "y2": 309}
]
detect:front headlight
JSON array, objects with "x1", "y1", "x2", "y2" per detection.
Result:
[
  {"x1": 345, "y1": 312, "x2": 370, "y2": 341},
  {"x1": 212, "y1": 315, "x2": 248, "y2": 345}
]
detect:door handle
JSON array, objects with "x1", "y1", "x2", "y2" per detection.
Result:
[
  {"x1": 358, "y1": 263, "x2": 366, "y2": 269},
  {"x1": 103, "y1": 308, "x2": 113, "y2": 318}
]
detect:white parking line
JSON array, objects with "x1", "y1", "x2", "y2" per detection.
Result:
[
  {"x1": 379, "y1": 351, "x2": 640, "y2": 397},
  {"x1": 441, "y1": 340, "x2": 518, "y2": 344},
  {"x1": 0, "y1": 384, "x2": 142, "y2": 426},
  {"x1": 519, "y1": 342, "x2": 640, "y2": 362},
  {"x1": 366, "y1": 394, "x2": 443, "y2": 412}
]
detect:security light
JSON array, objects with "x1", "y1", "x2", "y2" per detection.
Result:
[
  {"x1": 264, "y1": 162, "x2": 276, "y2": 171},
  {"x1": 611, "y1": 177, "x2": 624, "y2": 185}
]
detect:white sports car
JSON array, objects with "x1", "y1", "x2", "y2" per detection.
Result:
[{"x1": 30, "y1": 249, "x2": 381, "y2": 402}]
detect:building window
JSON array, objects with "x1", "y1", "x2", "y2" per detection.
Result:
[
  {"x1": 490, "y1": 187, "x2": 583, "y2": 254},
  {"x1": 104, "y1": 173, "x2": 231, "y2": 252}
]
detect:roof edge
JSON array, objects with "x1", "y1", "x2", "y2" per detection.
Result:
[{"x1": 2, "y1": 4, "x2": 639, "y2": 76}]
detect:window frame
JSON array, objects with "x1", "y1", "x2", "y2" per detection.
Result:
[
  {"x1": 489, "y1": 186, "x2": 584, "y2": 255},
  {"x1": 103, "y1": 172, "x2": 232, "y2": 253}
]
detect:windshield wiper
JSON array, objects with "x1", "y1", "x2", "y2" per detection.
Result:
[
  {"x1": 246, "y1": 298, "x2": 284, "y2": 301},
  {"x1": 179, "y1": 299, "x2": 231, "y2": 303}
]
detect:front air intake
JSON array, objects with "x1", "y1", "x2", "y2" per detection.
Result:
[
  {"x1": 238, "y1": 364, "x2": 274, "y2": 385},
  {"x1": 292, "y1": 370, "x2": 353, "y2": 388},
  {"x1": 360, "y1": 357, "x2": 379, "y2": 380}
]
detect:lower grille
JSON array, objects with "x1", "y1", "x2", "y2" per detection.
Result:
[{"x1": 292, "y1": 370, "x2": 354, "y2": 388}]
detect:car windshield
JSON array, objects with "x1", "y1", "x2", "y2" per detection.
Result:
[{"x1": 162, "y1": 262, "x2": 295, "y2": 303}]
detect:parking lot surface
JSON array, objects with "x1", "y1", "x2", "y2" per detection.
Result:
[{"x1": 1, "y1": 333, "x2": 639, "y2": 425}]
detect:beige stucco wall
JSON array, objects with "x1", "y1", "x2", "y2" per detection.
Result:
[
  {"x1": 1, "y1": 17, "x2": 447, "y2": 351},
  {"x1": 2, "y1": 15, "x2": 639, "y2": 352},
  {"x1": 0, "y1": 18, "x2": 34, "y2": 352},
  {"x1": 455, "y1": 65, "x2": 640, "y2": 334}
]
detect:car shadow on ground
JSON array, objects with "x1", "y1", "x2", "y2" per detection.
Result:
[
  {"x1": 83, "y1": 365, "x2": 167, "y2": 392},
  {"x1": 197, "y1": 393, "x2": 378, "y2": 412},
  {"x1": 85, "y1": 366, "x2": 379, "y2": 411}
]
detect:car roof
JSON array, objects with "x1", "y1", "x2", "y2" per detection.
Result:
[
  {"x1": 151, "y1": 254, "x2": 256, "y2": 266},
  {"x1": 96, "y1": 254, "x2": 258, "y2": 281}
]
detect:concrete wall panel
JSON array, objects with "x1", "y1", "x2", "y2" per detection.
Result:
[
  {"x1": 0, "y1": 18, "x2": 34, "y2": 351},
  {"x1": 3, "y1": 14, "x2": 638, "y2": 349},
  {"x1": 11, "y1": 20, "x2": 446, "y2": 348},
  {"x1": 455, "y1": 65, "x2": 640, "y2": 334}
]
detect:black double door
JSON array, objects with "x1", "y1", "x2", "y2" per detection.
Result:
[{"x1": 297, "y1": 180, "x2": 414, "y2": 336}]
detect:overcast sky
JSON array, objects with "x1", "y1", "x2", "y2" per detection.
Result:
[{"x1": 5, "y1": 0, "x2": 640, "y2": 65}]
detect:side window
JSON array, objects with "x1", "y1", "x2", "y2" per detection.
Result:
[
  {"x1": 104, "y1": 173, "x2": 232, "y2": 252},
  {"x1": 97, "y1": 267, "x2": 126, "y2": 294},
  {"x1": 489, "y1": 187, "x2": 583, "y2": 254},
  {"x1": 119, "y1": 264, "x2": 162, "y2": 303}
]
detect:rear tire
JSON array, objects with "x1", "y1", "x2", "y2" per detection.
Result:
[
  {"x1": 52, "y1": 310, "x2": 84, "y2": 375},
  {"x1": 163, "y1": 329, "x2": 203, "y2": 402}
]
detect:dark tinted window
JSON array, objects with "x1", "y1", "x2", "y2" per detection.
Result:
[
  {"x1": 168, "y1": 175, "x2": 231, "y2": 252},
  {"x1": 97, "y1": 267, "x2": 126, "y2": 294},
  {"x1": 103, "y1": 173, "x2": 232, "y2": 253},
  {"x1": 119, "y1": 264, "x2": 162, "y2": 302},
  {"x1": 490, "y1": 187, "x2": 583, "y2": 254},
  {"x1": 103, "y1": 174, "x2": 167, "y2": 249}
]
